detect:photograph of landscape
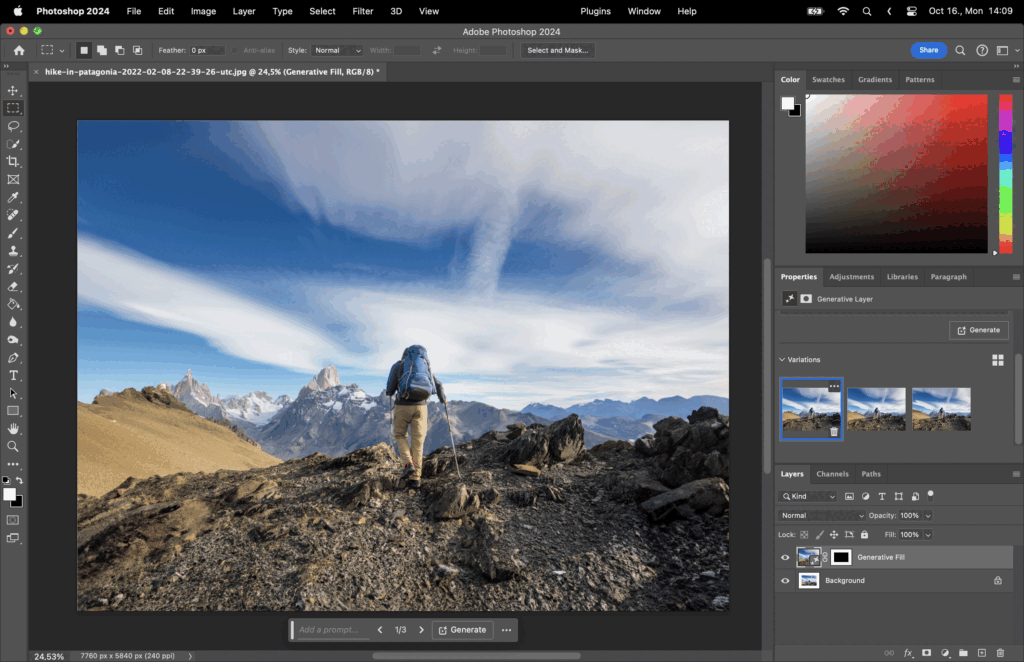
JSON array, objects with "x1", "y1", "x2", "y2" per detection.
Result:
[
  {"x1": 77, "y1": 121, "x2": 731, "y2": 612},
  {"x1": 781, "y1": 386, "x2": 841, "y2": 433},
  {"x1": 846, "y1": 387, "x2": 906, "y2": 432},
  {"x1": 911, "y1": 388, "x2": 972, "y2": 431}
]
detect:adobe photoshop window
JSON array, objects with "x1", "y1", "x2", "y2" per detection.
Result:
[{"x1": 0, "y1": 3, "x2": 1021, "y2": 662}]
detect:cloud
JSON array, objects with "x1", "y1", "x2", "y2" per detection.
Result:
[
  {"x1": 78, "y1": 235, "x2": 341, "y2": 374},
  {"x1": 847, "y1": 398, "x2": 869, "y2": 412},
  {"x1": 848, "y1": 387, "x2": 906, "y2": 414},
  {"x1": 912, "y1": 388, "x2": 970, "y2": 413},
  {"x1": 78, "y1": 234, "x2": 728, "y2": 408},
  {"x1": 231, "y1": 121, "x2": 729, "y2": 301}
]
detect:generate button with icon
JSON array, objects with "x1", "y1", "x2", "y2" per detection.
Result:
[{"x1": 432, "y1": 621, "x2": 493, "y2": 640}]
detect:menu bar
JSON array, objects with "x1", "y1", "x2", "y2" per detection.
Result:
[{"x1": 3, "y1": 3, "x2": 1023, "y2": 23}]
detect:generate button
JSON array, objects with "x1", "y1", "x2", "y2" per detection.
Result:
[
  {"x1": 949, "y1": 321, "x2": 1010, "y2": 340},
  {"x1": 911, "y1": 42, "x2": 947, "y2": 58},
  {"x1": 433, "y1": 621, "x2": 494, "y2": 640}
]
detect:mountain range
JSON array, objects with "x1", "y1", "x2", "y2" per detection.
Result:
[
  {"x1": 103, "y1": 368, "x2": 727, "y2": 460},
  {"x1": 522, "y1": 395, "x2": 728, "y2": 420}
]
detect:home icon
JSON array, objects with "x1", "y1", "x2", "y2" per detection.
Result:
[{"x1": 13, "y1": 45, "x2": 25, "y2": 56}]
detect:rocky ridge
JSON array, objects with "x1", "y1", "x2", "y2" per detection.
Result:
[{"x1": 76, "y1": 409, "x2": 730, "y2": 612}]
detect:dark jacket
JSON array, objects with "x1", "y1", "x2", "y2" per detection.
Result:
[{"x1": 386, "y1": 359, "x2": 446, "y2": 406}]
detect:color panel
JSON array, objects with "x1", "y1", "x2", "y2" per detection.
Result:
[
  {"x1": 998, "y1": 95, "x2": 1013, "y2": 254},
  {"x1": 806, "y1": 95, "x2": 989, "y2": 253}
]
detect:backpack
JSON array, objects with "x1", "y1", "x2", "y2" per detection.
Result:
[{"x1": 398, "y1": 345, "x2": 436, "y2": 402}]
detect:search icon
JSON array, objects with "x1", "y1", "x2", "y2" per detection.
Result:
[
  {"x1": 783, "y1": 493, "x2": 791, "y2": 500},
  {"x1": 955, "y1": 45, "x2": 965, "y2": 55},
  {"x1": 7, "y1": 440, "x2": 17, "y2": 452},
  {"x1": 862, "y1": 6, "x2": 872, "y2": 15}
]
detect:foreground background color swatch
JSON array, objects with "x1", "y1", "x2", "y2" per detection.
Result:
[
  {"x1": 999, "y1": 94, "x2": 1013, "y2": 254},
  {"x1": 806, "y1": 95, "x2": 988, "y2": 253}
]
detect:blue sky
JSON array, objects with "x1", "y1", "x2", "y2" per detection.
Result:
[
  {"x1": 781, "y1": 387, "x2": 841, "y2": 416},
  {"x1": 912, "y1": 388, "x2": 971, "y2": 416},
  {"x1": 847, "y1": 388, "x2": 906, "y2": 415},
  {"x1": 78, "y1": 121, "x2": 729, "y2": 408}
]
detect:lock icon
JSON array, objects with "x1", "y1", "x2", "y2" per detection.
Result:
[
  {"x1": 994, "y1": 576, "x2": 1002, "y2": 585},
  {"x1": 860, "y1": 530, "x2": 869, "y2": 539}
]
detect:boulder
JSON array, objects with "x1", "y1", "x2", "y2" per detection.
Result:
[
  {"x1": 511, "y1": 464, "x2": 541, "y2": 477},
  {"x1": 652, "y1": 417, "x2": 687, "y2": 435},
  {"x1": 421, "y1": 451, "x2": 468, "y2": 478},
  {"x1": 591, "y1": 439, "x2": 633, "y2": 454},
  {"x1": 327, "y1": 443, "x2": 396, "y2": 471},
  {"x1": 498, "y1": 415, "x2": 586, "y2": 468},
  {"x1": 506, "y1": 423, "x2": 527, "y2": 430},
  {"x1": 634, "y1": 477, "x2": 672, "y2": 503},
  {"x1": 640, "y1": 477, "x2": 729, "y2": 521},
  {"x1": 426, "y1": 483, "x2": 480, "y2": 520},
  {"x1": 634, "y1": 434, "x2": 658, "y2": 456}
]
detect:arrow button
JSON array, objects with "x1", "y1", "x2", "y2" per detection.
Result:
[
  {"x1": 420, "y1": 626, "x2": 425, "y2": 634},
  {"x1": 378, "y1": 626, "x2": 382, "y2": 634}
]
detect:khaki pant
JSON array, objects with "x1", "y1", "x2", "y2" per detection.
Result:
[{"x1": 393, "y1": 403, "x2": 428, "y2": 479}]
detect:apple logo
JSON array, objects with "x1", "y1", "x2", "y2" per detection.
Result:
[{"x1": 14, "y1": 6, "x2": 23, "y2": 16}]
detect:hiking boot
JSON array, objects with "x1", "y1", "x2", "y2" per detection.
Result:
[
  {"x1": 407, "y1": 479, "x2": 421, "y2": 489},
  {"x1": 400, "y1": 463, "x2": 415, "y2": 480}
]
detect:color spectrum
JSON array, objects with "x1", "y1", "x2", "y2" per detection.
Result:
[
  {"x1": 806, "y1": 95, "x2": 988, "y2": 253},
  {"x1": 999, "y1": 95, "x2": 1013, "y2": 254}
]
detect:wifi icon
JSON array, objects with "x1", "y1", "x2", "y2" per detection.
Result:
[{"x1": 838, "y1": 6, "x2": 850, "y2": 14}]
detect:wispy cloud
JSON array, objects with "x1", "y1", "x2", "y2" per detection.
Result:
[
  {"x1": 232, "y1": 121, "x2": 729, "y2": 302},
  {"x1": 912, "y1": 388, "x2": 971, "y2": 414},
  {"x1": 78, "y1": 235, "x2": 340, "y2": 374},
  {"x1": 847, "y1": 387, "x2": 905, "y2": 414}
]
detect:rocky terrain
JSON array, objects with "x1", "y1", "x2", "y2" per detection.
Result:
[
  {"x1": 782, "y1": 413, "x2": 842, "y2": 431},
  {"x1": 913, "y1": 415, "x2": 971, "y2": 431},
  {"x1": 847, "y1": 414, "x2": 906, "y2": 432},
  {"x1": 76, "y1": 408, "x2": 730, "y2": 612}
]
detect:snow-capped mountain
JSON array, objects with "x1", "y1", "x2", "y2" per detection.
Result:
[
  {"x1": 169, "y1": 369, "x2": 226, "y2": 420},
  {"x1": 298, "y1": 366, "x2": 342, "y2": 399},
  {"x1": 221, "y1": 391, "x2": 293, "y2": 426}
]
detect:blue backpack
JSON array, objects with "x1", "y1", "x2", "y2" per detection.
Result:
[{"x1": 399, "y1": 345, "x2": 436, "y2": 401}]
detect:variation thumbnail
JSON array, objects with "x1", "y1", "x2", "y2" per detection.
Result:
[
  {"x1": 806, "y1": 94, "x2": 988, "y2": 253},
  {"x1": 781, "y1": 385, "x2": 843, "y2": 437},
  {"x1": 76, "y1": 120, "x2": 731, "y2": 612},
  {"x1": 846, "y1": 387, "x2": 906, "y2": 431},
  {"x1": 911, "y1": 388, "x2": 972, "y2": 431}
]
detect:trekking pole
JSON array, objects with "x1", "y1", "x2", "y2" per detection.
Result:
[{"x1": 442, "y1": 401, "x2": 462, "y2": 479}]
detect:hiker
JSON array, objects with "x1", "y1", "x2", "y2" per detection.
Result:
[
  {"x1": 386, "y1": 345, "x2": 446, "y2": 489},
  {"x1": 938, "y1": 407, "x2": 945, "y2": 420},
  {"x1": 874, "y1": 407, "x2": 880, "y2": 420}
]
